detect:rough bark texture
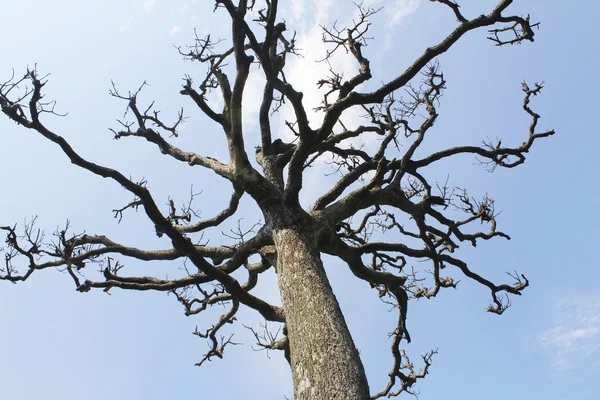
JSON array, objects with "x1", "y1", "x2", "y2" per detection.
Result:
[{"x1": 275, "y1": 226, "x2": 370, "y2": 399}]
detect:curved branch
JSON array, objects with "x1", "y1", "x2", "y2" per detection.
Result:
[
  {"x1": 175, "y1": 185, "x2": 244, "y2": 234},
  {"x1": 1, "y1": 71, "x2": 284, "y2": 323},
  {"x1": 316, "y1": 0, "x2": 538, "y2": 145}
]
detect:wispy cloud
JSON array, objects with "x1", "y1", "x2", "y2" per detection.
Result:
[
  {"x1": 169, "y1": 25, "x2": 182, "y2": 35},
  {"x1": 118, "y1": 17, "x2": 134, "y2": 33},
  {"x1": 387, "y1": 0, "x2": 420, "y2": 28},
  {"x1": 539, "y1": 293, "x2": 600, "y2": 371},
  {"x1": 232, "y1": 0, "x2": 422, "y2": 207},
  {"x1": 289, "y1": 0, "x2": 305, "y2": 24},
  {"x1": 273, "y1": 0, "x2": 386, "y2": 206},
  {"x1": 177, "y1": 2, "x2": 189, "y2": 15},
  {"x1": 278, "y1": 1, "x2": 369, "y2": 131},
  {"x1": 144, "y1": 0, "x2": 158, "y2": 13},
  {"x1": 362, "y1": 0, "x2": 421, "y2": 28}
]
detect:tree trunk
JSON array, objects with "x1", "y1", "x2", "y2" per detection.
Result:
[{"x1": 274, "y1": 227, "x2": 370, "y2": 399}]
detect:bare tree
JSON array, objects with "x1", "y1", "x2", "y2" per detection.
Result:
[{"x1": 0, "y1": 0, "x2": 552, "y2": 398}]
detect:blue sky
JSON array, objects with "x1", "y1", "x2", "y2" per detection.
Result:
[{"x1": 1, "y1": 0, "x2": 598, "y2": 399}]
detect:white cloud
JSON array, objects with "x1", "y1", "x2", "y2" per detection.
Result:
[
  {"x1": 238, "y1": 0, "x2": 418, "y2": 205},
  {"x1": 289, "y1": 0, "x2": 305, "y2": 24},
  {"x1": 315, "y1": 0, "x2": 333, "y2": 26},
  {"x1": 241, "y1": 69, "x2": 266, "y2": 133},
  {"x1": 169, "y1": 25, "x2": 182, "y2": 35},
  {"x1": 143, "y1": 0, "x2": 158, "y2": 13},
  {"x1": 270, "y1": 0, "x2": 388, "y2": 206},
  {"x1": 539, "y1": 293, "x2": 600, "y2": 371},
  {"x1": 177, "y1": 2, "x2": 188, "y2": 15},
  {"x1": 387, "y1": 0, "x2": 421, "y2": 28},
  {"x1": 361, "y1": 0, "x2": 420, "y2": 28},
  {"x1": 277, "y1": 1, "x2": 368, "y2": 136},
  {"x1": 118, "y1": 17, "x2": 134, "y2": 33},
  {"x1": 277, "y1": 0, "x2": 421, "y2": 140}
]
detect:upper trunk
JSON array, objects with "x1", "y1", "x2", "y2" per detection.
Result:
[{"x1": 274, "y1": 225, "x2": 370, "y2": 399}]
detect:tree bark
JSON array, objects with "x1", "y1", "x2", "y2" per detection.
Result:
[{"x1": 274, "y1": 226, "x2": 370, "y2": 399}]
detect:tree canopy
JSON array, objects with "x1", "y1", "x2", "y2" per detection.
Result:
[{"x1": 0, "y1": 0, "x2": 569, "y2": 398}]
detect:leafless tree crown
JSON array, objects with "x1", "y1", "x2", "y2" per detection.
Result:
[{"x1": 1, "y1": 0, "x2": 552, "y2": 396}]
